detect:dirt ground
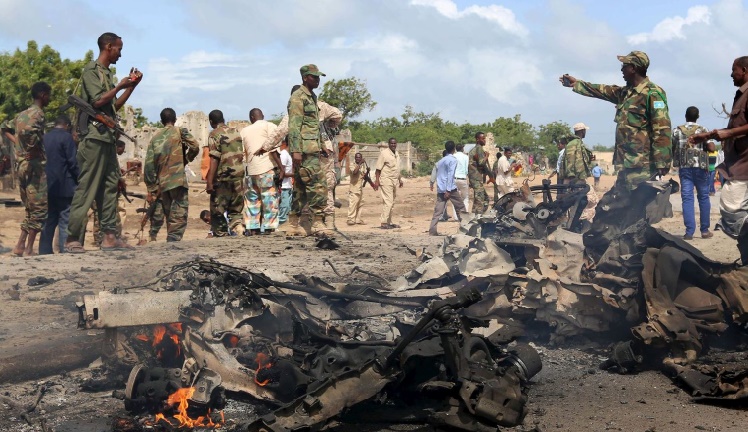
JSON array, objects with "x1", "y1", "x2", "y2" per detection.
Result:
[{"x1": 0, "y1": 174, "x2": 745, "y2": 432}]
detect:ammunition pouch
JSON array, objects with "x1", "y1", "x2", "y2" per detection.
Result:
[{"x1": 673, "y1": 147, "x2": 708, "y2": 170}]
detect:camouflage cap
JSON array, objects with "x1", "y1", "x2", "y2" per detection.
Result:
[
  {"x1": 300, "y1": 64, "x2": 326, "y2": 77},
  {"x1": 617, "y1": 51, "x2": 649, "y2": 69}
]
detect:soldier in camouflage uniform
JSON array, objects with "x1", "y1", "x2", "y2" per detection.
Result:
[
  {"x1": 561, "y1": 51, "x2": 672, "y2": 189},
  {"x1": 0, "y1": 119, "x2": 14, "y2": 189},
  {"x1": 66, "y1": 32, "x2": 142, "y2": 252},
  {"x1": 148, "y1": 199, "x2": 165, "y2": 241},
  {"x1": 468, "y1": 132, "x2": 494, "y2": 215},
  {"x1": 561, "y1": 123, "x2": 593, "y2": 183},
  {"x1": 206, "y1": 109, "x2": 245, "y2": 237},
  {"x1": 561, "y1": 51, "x2": 672, "y2": 252},
  {"x1": 144, "y1": 108, "x2": 199, "y2": 242},
  {"x1": 287, "y1": 64, "x2": 330, "y2": 237},
  {"x1": 11, "y1": 82, "x2": 51, "y2": 256}
]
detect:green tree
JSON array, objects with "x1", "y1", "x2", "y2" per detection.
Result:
[
  {"x1": 319, "y1": 77, "x2": 377, "y2": 123},
  {"x1": 535, "y1": 121, "x2": 572, "y2": 164},
  {"x1": 130, "y1": 107, "x2": 152, "y2": 128},
  {"x1": 592, "y1": 144, "x2": 614, "y2": 152},
  {"x1": 0, "y1": 41, "x2": 94, "y2": 121},
  {"x1": 483, "y1": 115, "x2": 535, "y2": 152}
]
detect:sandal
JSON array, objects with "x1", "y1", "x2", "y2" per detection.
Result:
[{"x1": 65, "y1": 242, "x2": 86, "y2": 254}]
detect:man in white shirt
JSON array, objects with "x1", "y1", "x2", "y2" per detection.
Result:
[
  {"x1": 278, "y1": 140, "x2": 293, "y2": 224},
  {"x1": 496, "y1": 148, "x2": 516, "y2": 199},
  {"x1": 241, "y1": 108, "x2": 279, "y2": 234},
  {"x1": 454, "y1": 143, "x2": 470, "y2": 212},
  {"x1": 548, "y1": 139, "x2": 567, "y2": 184},
  {"x1": 254, "y1": 87, "x2": 343, "y2": 217}
]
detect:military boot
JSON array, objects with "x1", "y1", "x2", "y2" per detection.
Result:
[
  {"x1": 299, "y1": 213, "x2": 313, "y2": 236},
  {"x1": 283, "y1": 214, "x2": 303, "y2": 236},
  {"x1": 286, "y1": 214, "x2": 313, "y2": 236},
  {"x1": 311, "y1": 214, "x2": 333, "y2": 237}
]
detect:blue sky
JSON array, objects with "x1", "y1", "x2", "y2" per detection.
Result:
[{"x1": 0, "y1": 0, "x2": 744, "y2": 146}]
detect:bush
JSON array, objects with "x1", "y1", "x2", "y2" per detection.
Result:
[{"x1": 413, "y1": 161, "x2": 434, "y2": 177}]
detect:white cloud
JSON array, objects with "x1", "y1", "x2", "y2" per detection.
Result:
[
  {"x1": 14, "y1": 0, "x2": 743, "y2": 150},
  {"x1": 627, "y1": 5, "x2": 710, "y2": 44},
  {"x1": 467, "y1": 48, "x2": 543, "y2": 105},
  {"x1": 411, "y1": 0, "x2": 528, "y2": 37}
]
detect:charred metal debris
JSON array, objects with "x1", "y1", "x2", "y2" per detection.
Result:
[
  {"x1": 76, "y1": 179, "x2": 748, "y2": 431},
  {"x1": 78, "y1": 260, "x2": 542, "y2": 431},
  {"x1": 462, "y1": 178, "x2": 748, "y2": 398}
]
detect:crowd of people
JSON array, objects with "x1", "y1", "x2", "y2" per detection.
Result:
[{"x1": 1, "y1": 31, "x2": 747, "y2": 265}]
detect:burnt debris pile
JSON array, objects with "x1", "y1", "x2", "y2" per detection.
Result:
[
  {"x1": 79, "y1": 260, "x2": 542, "y2": 431},
  {"x1": 76, "y1": 179, "x2": 748, "y2": 431}
]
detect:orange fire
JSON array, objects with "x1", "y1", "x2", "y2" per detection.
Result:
[
  {"x1": 150, "y1": 387, "x2": 224, "y2": 429},
  {"x1": 226, "y1": 335, "x2": 240, "y2": 348},
  {"x1": 254, "y1": 352, "x2": 273, "y2": 386},
  {"x1": 136, "y1": 324, "x2": 183, "y2": 360}
]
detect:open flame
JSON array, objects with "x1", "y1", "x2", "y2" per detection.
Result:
[
  {"x1": 254, "y1": 352, "x2": 273, "y2": 386},
  {"x1": 226, "y1": 334, "x2": 239, "y2": 348},
  {"x1": 151, "y1": 387, "x2": 224, "y2": 429},
  {"x1": 136, "y1": 324, "x2": 183, "y2": 360}
]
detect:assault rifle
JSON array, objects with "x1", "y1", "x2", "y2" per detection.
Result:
[
  {"x1": 135, "y1": 195, "x2": 160, "y2": 244},
  {"x1": 362, "y1": 166, "x2": 376, "y2": 189},
  {"x1": 60, "y1": 95, "x2": 135, "y2": 143}
]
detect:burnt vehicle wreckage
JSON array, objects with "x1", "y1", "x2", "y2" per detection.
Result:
[
  {"x1": 78, "y1": 261, "x2": 542, "y2": 431},
  {"x1": 74, "y1": 178, "x2": 748, "y2": 430}
]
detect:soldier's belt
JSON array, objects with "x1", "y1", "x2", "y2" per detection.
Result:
[{"x1": 674, "y1": 148, "x2": 708, "y2": 169}]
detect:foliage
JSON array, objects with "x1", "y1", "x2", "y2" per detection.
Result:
[
  {"x1": 0, "y1": 41, "x2": 94, "y2": 122},
  {"x1": 412, "y1": 161, "x2": 435, "y2": 177},
  {"x1": 131, "y1": 107, "x2": 154, "y2": 128},
  {"x1": 593, "y1": 144, "x2": 614, "y2": 152},
  {"x1": 349, "y1": 107, "x2": 579, "y2": 167},
  {"x1": 535, "y1": 121, "x2": 572, "y2": 167},
  {"x1": 319, "y1": 77, "x2": 377, "y2": 123}
]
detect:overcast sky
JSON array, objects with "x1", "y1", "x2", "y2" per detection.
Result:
[{"x1": 0, "y1": 0, "x2": 745, "y2": 146}]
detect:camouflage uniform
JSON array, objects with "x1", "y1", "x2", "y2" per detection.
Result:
[
  {"x1": 144, "y1": 125, "x2": 199, "y2": 242},
  {"x1": 318, "y1": 101, "x2": 343, "y2": 214},
  {"x1": 208, "y1": 124, "x2": 245, "y2": 236},
  {"x1": 468, "y1": 144, "x2": 492, "y2": 213},
  {"x1": 0, "y1": 120, "x2": 14, "y2": 186},
  {"x1": 288, "y1": 85, "x2": 327, "y2": 222},
  {"x1": 67, "y1": 61, "x2": 120, "y2": 243},
  {"x1": 13, "y1": 104, "x2": 47, "y2": 232},
  {"x1": 572, "y1": 77, "x2": 671, "y2": 189},
  {"x1": 263, "y1": 99, "x2": 342, "y2": 216},
  {"x1": 148, "y1": 199, "x2": 165, "y2": 241},
  {"x1": 572, "y1": 51, "x2": 673, "y2": 255},
  {"x1": 562, "y1": 136, "x2": 593, "y2": 181}
]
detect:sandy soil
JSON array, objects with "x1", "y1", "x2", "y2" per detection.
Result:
[{"x1": 0, "y1": 174, "x2": 744, "y2": 432}]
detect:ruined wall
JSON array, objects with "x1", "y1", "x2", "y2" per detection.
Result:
[
  {"x1": 120, "y1": 109, "x2": 429, "y2": 182},
  {"x1": 120, "y1": 108, "x2": 216, "y2": 182}
]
